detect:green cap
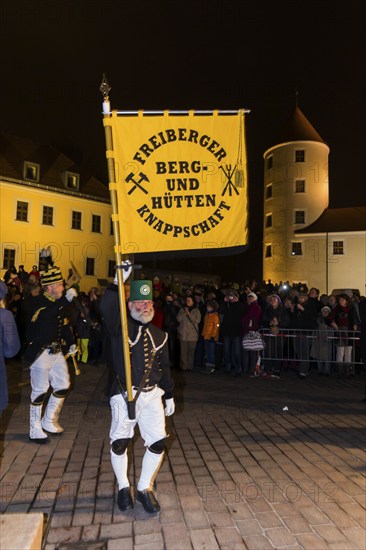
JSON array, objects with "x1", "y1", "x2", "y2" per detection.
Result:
[{"x1": 129, "y1": 280, "x2": 153, "y2": 301}]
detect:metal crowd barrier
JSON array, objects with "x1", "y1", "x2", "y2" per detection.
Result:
[{"x1": 258, "y1": 328, "x2": 362, "y2": 366}]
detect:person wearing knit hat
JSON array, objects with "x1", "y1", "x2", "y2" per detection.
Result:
[
  {"x1": 100, "y1": 278, "x2": 175, "y2": 515},
  {"x1": 1, "y1": 281, "x2": 20, "y2": 416},
  {"x1": 24, "y1": 266, "x2": 79, "y2": 444}
]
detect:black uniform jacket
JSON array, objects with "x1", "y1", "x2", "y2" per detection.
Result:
[
  {"x1": 100, "y1": 285, "x2": 174, "y2": 399},
  {"x1": 24, "y1": 292, "x2": 71, "y2": 362}
]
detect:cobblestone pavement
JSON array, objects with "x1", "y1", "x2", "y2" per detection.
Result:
[{"x1": 1, "y1": 359, "x2": 365, "y2": 550}]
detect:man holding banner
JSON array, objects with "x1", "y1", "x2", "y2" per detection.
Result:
[
  {"x1": 100, "y1": 77, "x2": 248, "y2": 515},
  {"x1": 100, "y1": 279, "x2": 175, "y2": 514}
]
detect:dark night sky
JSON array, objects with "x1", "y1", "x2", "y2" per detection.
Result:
[{"x1": 1, "y1": 0, "x2": 365, "y2": 280}]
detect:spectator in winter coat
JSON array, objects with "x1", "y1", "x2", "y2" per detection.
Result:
[
  {"x1": 220, "y1": 289, "x2": 246, "y2": 376},
  {"x1": 261, "y1": 294, "x2": 290, "y2": 375},
  {"x1": 177, "y1": 296, "x2": 201, "y2": 371},
  {"x1": 201, "y1": 300, "x2": 220, "y2": 373},
  {"x1": 328, "y1": 294, "x2": 358, "y2": 378},
  {"x1": 242, "y1": 292, "x2": 262, "y2": 376},
  {"x1": 288, "y1": 291, "x2": 318, "y2": 378},
  {"x1": 310, "y1": 306, "x2": 333, "y2": 376},
  {"x1": 0, "y1": 281, "x2": 20, "y2": 416}
]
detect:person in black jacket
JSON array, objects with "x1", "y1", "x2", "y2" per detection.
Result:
[
  {"x1": 220, "y1": 289, "x2": 246, "y2": 376},
  {"x1": 24, "y1": 267, "x2": 78, "y2": 443},
  {"x1": 100, "y1": 278, "x2": 175, "y2": 515},
  {"x1": 288, "y1": 291, "x2": 318, "y2": 378}
]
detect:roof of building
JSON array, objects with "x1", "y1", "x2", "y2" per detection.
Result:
[
  {"x1": 274, "y1": 106, "x2": 326, "y2": 146},
  {"x1": 296, "y1": 206, "x2": 366, "y2": 234},
  {"x1": 0, "y1": 132, "x2": 110, "y2": 202}
]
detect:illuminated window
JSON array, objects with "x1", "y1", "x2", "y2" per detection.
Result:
[
  {"x1": 295, "y1": 210, "x2": 305, "y2": 224},
  {"x1": 265, "y1": 245, "x2": 272, "y2": 258},
  {"x1": 72, "y1": 211, "x2": 82, "y2": 230},
  {"x1": 266, "y1": 184, "x2": 273, "y2": 199},
  {"x1": 42, "y1": 206, "x2": 54, "y2": 225},
  {"x1": 92, "y1": 214, "x2": 101, "y2": 233},
  {"x1": 295, "y1": 179, "x2": 305, "y2": 193},
  {"x1": 23, "y1": 162, "x2": 40, "y2": 182},
  {"x1": 16, "y1": 201, "x2": 28, "y2": 221},
  {"x1": 65, "y1": 171, "x2": 80, "y2": 190},
  {"x1": 295, "y1": 150, "x2": 305, "y2": 162},
  {"x1": 333, "y1": 241, "x2": 344, "y2": 255},
  {"x1": 291, "y1": 242, "x2": 302, "y2": 256},
  {"x1": 265, "y1": 214, "x2": 272, "y2": 228},
  {"x1": 3, "y1": 248, "x2": 15, "y2": 269},
  {"x1": 86, "y1": 257, "x2": 95, "y2": 276},
  {"x1": 108, "y1": 260, "x2": 116, "y2": 277}
]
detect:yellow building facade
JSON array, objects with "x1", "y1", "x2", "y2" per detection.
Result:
[{"x1": 0, "y1": 134, "x2": 115, "y2": 292}]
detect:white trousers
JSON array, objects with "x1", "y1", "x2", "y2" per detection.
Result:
[
  {"x1": 109, "y1": 387, "x2": 166, "y2": 447},
  {"x1": 30, "y1": 350, "x2": 70, "y2": 401}
]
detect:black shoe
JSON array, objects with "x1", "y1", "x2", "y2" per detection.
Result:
[
  {"x1": 136, "y1": 489, "x2": 160, "y2": 513},
  {"x1": 117, "y1": 486, "x2": 133, "y2": 511},
  {"x1": 29, "y1": 436, "x2": 49, "y2": 445}
]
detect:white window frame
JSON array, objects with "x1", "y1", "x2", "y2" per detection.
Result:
[
  {"x1": 295, "y1": 179, "x2": 306, "y2": 193},
  {"x1": 294, "y1": 209, "x2": 306, "y2": 225},
  {"x1": 291, "y1": 242, "x2": 303, "y2": 256},
  {"x1": 23, "y1": 161, "x2": 40, "y2": 182},
  {"x1": 64, "y1": 171, "x2": 80, "y2": 190},
  {"x1": 331, "y1": 239, "x2": 345, "y2": 256},
  {"x1": 265, "y1": 213, "x2": 273, "y2": 228}
]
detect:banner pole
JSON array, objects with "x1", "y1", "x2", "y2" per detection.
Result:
[{"x1": 100, "y1": 77, "x2": 135, "y2": 417}]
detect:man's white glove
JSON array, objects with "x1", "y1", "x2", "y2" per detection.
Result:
[
  {"x1": 68, "y1": 344, "x2": 78, "y2": 356},
  {"x1": 122, "y1": 260, "x2": 133, "y2": 283},
  {"x1": 164, "y1": 398, "x2": 175, "y2": 416},
  {"x1": 113, "y1": 260, "x2": 133, "y2": 285},
  {"x1": 65, "y1": 287, "x2": 78, "y2": 302}
]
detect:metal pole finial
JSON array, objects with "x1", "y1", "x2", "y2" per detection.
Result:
[{"x1": 100, "y1": 73, "x2": 111, "y2": 99}]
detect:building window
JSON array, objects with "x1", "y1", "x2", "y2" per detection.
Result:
[
  {"x1": 265, "y1": 245, "x2": 272, "y2": 258},
  {"x1": 333, "y1": 241, "x2": 344, "y2": 255},
  {"x1": 65, "y1": 171, "x2": 80, "y2": 190},
  {"x1": 86, "y1": 257, "x2": 95, "y2": 276},
  {"x1": 295, "y1": 150, "x2": 305, "y2": 163},
  {"x1": 295, "y1": 179, "x2": 305, "y2": 193},
  {"x1": 295, "y1": 210, "x2": 305, "y2": 224},
  {"x1": 42, "y1": 206, "x2": 54, "y2": 225},
  {"x1": 291, "y1": 242, "x2": 302, "y2": 256},
  {"x1": 265, "y1": 214, "x2": 272, "y2": 228},
  {"x1": 3, "y1": 248, "x2": 16, "y2": 269},
  {"x1": 16, "y1": 201, "x2": 28, "y2": 221},
  {"x1": 23, "y1": 161, "x2": 40, "y2": 182},
  {"x1": 265, "y1": 184, "x2": 273, "y2": 199},
  {"x1": 266, "y1": 156, "x2": 273, "y2": 170},
  {"x1": 110, "y1": 219, "x2": 114, "y2": 236},
  {"x1": 92, "y1": 214, "x2": 101, "y2": 233},
  {"x1": 72, "y1": 211, "x2": 82, "y2": 230},
  {"x1": 108, "y1": 259, "x2": 116, "y2": 278}
]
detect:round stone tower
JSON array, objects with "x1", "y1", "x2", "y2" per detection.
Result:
[{"x1": 262, "y1": 107, "x2": 329, "y2": 286}]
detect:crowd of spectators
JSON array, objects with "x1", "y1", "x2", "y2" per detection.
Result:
[{"x1": 1, "y1": 265, "x2": 365, "y2": 384}]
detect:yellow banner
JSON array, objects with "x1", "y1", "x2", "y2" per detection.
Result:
[{"x1": 104, "y1": 111, "x2": 248, "y2": 254}]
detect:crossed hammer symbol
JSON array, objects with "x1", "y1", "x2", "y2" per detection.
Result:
[{"x1": 125, "y1": 172, "x2": 150, "y2": 195}]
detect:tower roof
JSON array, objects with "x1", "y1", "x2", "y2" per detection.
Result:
[
  {"x1": 274, "y1": 106, "x2": 326, "y2": 145},
  {"x1": 296, "y1": 207, "x2": 366, "y2": 234}
]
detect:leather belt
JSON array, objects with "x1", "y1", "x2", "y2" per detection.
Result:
[
  {"x1": 133, "y1": 385, "x2": 156, "y2": 393},
  {"x1": 43, "y1": 342, "x2": 62, "y2": 354}
]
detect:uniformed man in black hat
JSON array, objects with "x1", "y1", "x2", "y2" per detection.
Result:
[
  {"x1": 100, "y1": 279, "x2": 175, "y2": 514},
  {"x1": 24, "y1": 267, "x2": 78, "y2": 443}
]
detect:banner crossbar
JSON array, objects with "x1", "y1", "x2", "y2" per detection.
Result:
[{"x1": 113, "y1": 109, "x2": 251, "y2": 116}]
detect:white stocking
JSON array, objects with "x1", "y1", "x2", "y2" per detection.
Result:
[
  {"x1": 137, "y1": 449, "x2": 164, "y2": 491},
  {"x1": 111, "y1": 450, "x2": 129, "y2": 490}
]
